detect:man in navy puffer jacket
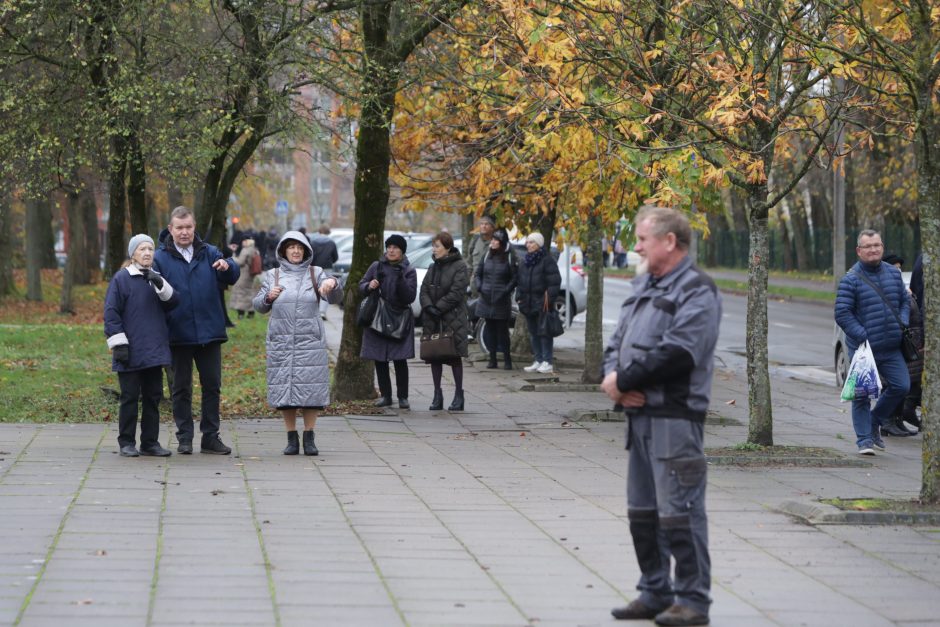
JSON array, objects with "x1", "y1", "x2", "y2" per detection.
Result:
[
  {"x1": 835, "y1": 229, "x2": 910, "y2": 455},
  {"x1": 153, "y1": 206, "x2": 240, "y2": 455}
]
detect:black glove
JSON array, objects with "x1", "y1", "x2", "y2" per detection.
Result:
[
  {"x1": 141, "y1": 268, "x2": 164, "y2": 289},
  {"x1": 425, "y1": 305, "x2": 442, "y2": 318},
  {"x1": 113, "y1": 344, "x2": 130, "y2": 364}
]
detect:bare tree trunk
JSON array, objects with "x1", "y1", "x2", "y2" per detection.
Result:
[
  {"x1": 36, "y1": 199, "x2": 57, "y2": 269},
  {"x1": 82, "y1": 188, "x2": 100, "y2": 281},
  {"x1": 60, "y1": 188, "x2": 85, "y2": 315},
  {"x1": 746, "y1": 195, "x2": 773, "y2": 446},
  {"x1": 0, "y1": 192, "x2": 14, "y2": 296},
  {"x1": 105, "y1": 141, "x2": 128, "y2": 279},
  {"x1": 127, "y1": 132, "x2": 148, "y2": 234},
  {"x1": 791, "y1": 185, "x2": 811, "y2": 272},
  {"x1": 25, "y1": 198, "x2": 45, "y2": 301},
  {"x1": 581, "y1": 213, "x2": 604, "y2": 383}
]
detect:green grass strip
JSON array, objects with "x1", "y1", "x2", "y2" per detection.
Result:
[
  {"x1": 231, "y1": 424, "x2": 282, "y2": 627},
  {"x1": 146, "y1": 458, "x2": 172, "y2": 627},
  {"x1": 13, "y1": 426, "x2": 108, "y2": 626}
]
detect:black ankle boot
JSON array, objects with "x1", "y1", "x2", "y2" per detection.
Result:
[
  {"x1": 448, "y1": 390, "x2": 464, "y2": 411},
  {"x1": 503, "y1": 353, "x2": 513, "y2": 370},
  {"x1": 374, "y1": 396, "x2": 393, "y2": 407},
  {"x1": 487, "y1": 353, "x2": 498, "y2": 368},
  {"x1": 303, "y1": 430, "x2": 318, "y2": 456},
  {"x1": 283, "y1": 431, "x2": 299, "y2": 455},
  {"x1": 429, "y1": 388, "x2": 444, "y2": 410}
]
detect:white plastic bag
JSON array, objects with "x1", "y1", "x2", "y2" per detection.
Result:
[{"x1": 840, "y1": 341, "x2": 882, "y2": 402}]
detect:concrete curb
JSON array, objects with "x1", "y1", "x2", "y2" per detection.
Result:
[{"x1": 776, "y1": 500, "x2": 940, "y2": 526}]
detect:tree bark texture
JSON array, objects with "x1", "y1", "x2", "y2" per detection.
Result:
[
  {"x1": 37, "y1": 200, "x2": 57, "y2": 269},
  {"x1": 59, "y1": 189, "x2": 85, "y2": 315},
  {"x1": 746, "y1": 200, "x2": 773, "y2": 446},
  {"x1": 25, "y1": 199, "x2": 45, "y2": 301},
  {"x1": 581, "y1": 213, "x2": 605, "y2": 383},
  {"x1": 128, "y1": 132, "x2": 148, "y2": 235},
  {"x1": 82, "y1": 188, "x2": 100, "y2": 281},
  {"x1": 0, "y1": 193, "x2": 14, "y2": 296},
  {"x1": 105, "y1": 138, "x2": 128, "y2": 279}
]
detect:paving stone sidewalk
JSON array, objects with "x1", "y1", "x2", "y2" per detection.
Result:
[{"x1": 1, "y1": 319, "x2": 938, "y2": 626}]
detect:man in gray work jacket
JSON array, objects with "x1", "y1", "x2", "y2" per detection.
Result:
[{"x1": 601, "y1": 206, "x2": 720, "y2": 627}]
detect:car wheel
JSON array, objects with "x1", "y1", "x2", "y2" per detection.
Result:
[
  {"x1": 475, "y1": 318, "x2": 489, "y2": 353},
  {"x1": 835, "y1": 342, "x2": 848, "y2": 387},
  {"x1": 553, "y1": 293, "x2": 574, "y2": 327}
]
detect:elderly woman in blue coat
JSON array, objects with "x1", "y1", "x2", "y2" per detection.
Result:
[
  {"x1": 104, "y1": 234, "x2": 179, "y2": 457},
  {"x1": 253, "y1": 231, "x2": 341, "y2": 455}
]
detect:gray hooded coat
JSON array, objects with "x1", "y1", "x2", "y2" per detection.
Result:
[{"x1": 253, "y1": 231, "x2": 342, "y2": 408}]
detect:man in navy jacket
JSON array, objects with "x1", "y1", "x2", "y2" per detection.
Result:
[
  {"x1": 835, "y1": 229, "x2": 911, "y2": 454},
  {"x1": 153, "y1": 206, "x2": 240, "y2": 455}
]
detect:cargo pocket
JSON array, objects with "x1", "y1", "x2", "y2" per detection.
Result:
[{"x1": 663, "y1": 457, "x2": 707, "y2": 520}]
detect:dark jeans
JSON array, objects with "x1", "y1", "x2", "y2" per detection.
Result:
[
  {"x1": 117, "y1": 366, "x2": 164, "y2": 448},
  {"x1": 484, "y1": 318, "x2": 511, "y2": 354},
  {"x1": 524, "y1": 312, "x2": 554, "y2": 363},
  {"x1": 375, "y1": 359, "x2": 408, "y2": 400},
  {"x1": 171, "y1": 342, "x2": 223, "y2": 441},
  {"x1": 848, "y1": 347, "x2": 910, "y2": 446}
]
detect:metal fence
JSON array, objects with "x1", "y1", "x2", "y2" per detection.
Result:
[{"x1": 695, "y1": 224, "x2": 921, "y2": 273}]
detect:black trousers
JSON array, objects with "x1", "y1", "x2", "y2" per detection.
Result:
[
  {"x1": 484, "y1": 318, "x2": 511, "y2": 354},
  {"x1": 117, "y1": 366, "x2": 164, "y2": 448},
  {"x1": 374, "y1": 360, "x2": 409, "y2": 399},
  {"x1": 170, "y1": 342, "x2": 222, "y2": 441}
]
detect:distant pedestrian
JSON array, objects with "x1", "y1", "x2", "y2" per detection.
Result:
[
  {"x1": 359, "y1": 234, "x2": 417, "y2": 409},
  {"x1": 153, "y1": 206, "x2": 240, "y2": 455},
  {"x1": 420, "y1": 231, "x2": 470, "y2": 411},
  {"x1": 309, "y1": 225, "x2": 339, "y2": 321},
  {"x1": 602, "y1": 206, "x2": 720, "y2": 626},
  {"x1": 230, "y1": 238, "x2": 259, "y2": 320},
  {"x1": 515, "y1": 232, "x2": 561, "y2": 374},
  {"x1": 474, "y1": 227, "x2": 516, "y2": 370},
  {"x1": 465, "y1": 214, "x2": 496, "y2": 298},
  {"x1": 834, "y1": 229, "x2": 911, "y2": 453},
  {"x1": 104, "y1": 234, "x2": 179, "y2": 458},
  {"x1": 253, "y1": 232, "x2": 341, "y2": 456}
]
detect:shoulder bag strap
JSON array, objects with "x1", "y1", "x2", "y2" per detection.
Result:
[
  {"x1": 852, "y1": 269, "x2": 905, "y2": 329},
  {"x1": 542, "y1": 290, "x2": 550, "y2": 312}
]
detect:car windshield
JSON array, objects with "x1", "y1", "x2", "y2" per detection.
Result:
[{"x1": 408, "y1": 246, "x2": 435, "y2": 269}]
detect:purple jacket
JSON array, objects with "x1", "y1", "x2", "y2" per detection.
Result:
[{"x1": 358, "y1": 255, "x2": 417, "y2": 361}]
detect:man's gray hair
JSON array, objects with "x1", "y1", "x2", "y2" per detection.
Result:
[
  {"x1": 636, "y1": 205, "x2": 692, "y2": 251},
  {"x1": 170, "y1": 206, "x2": 193, "y2": 222},
  {"x1": 857, "y1": 229, "x2": 880, "y2": 246}
]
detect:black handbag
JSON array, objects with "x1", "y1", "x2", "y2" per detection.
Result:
[
  {"x1": 536, "y1": 291, "x2": 565, "y2": 337},
  {"x1": 420, "y1": 318, "x2": 460, "y2": 362},
  {"x1": 357, "y1": 291, "x2": 379, "y2": 327},
  {"x1": 851, "y1": 269, "x2": 918, "y2": 362},
  {"x1": 369, "y1": 297, "x2": 412, "y2": 339}
]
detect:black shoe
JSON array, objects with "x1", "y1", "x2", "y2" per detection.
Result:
[
  {"x1": 902, "y1": 409, "x2": 922, "y2": 431},
  {"x1": 503, "y1": 354, "x2": 513, "y2": 370},
  {"x1": 283, "y1": 430, "x2": 300, "y2": 455},
  {"x1": 654, "y1": 604, "x2": 709, "y2": 626},
  {"x1": 140, "y1": 444, "x2": 172, "y2": 457},
  {"x1": 201, "y1": 433, "x2": 232, "y2": 455},
  {"x1": 429, "y1": 389, "x2": 444, "y2": 411},
  {"x1": 177, "y1": 439, "x2": 193, "y2": 455},
  {"x1": 374, "y1": 396, "x2": 393, "y2": 408},
  {"x1": 881, "y1": 422, "x2": 911, "y2": 437},
  {"x1": 119, "y1": 445, "x2": 140, "y2": 457},
  {"x1": 448, "y1": 391, "x2": 464, "y2": 412},
  {"x1": 303, "y1": 430, "x2": 318, "y2": 456},
  {"x1": 398, "y1": 398, "x2": 410, "y2": 410},
  {"x1": 612, "y1": 599, "x2": 660, "y2": 620},
  {"x1": 895, "y1": 417, "x2": 917, "y2": 435},
  {"x1": 487, "y1": 353, "x2": 498, "y2": 369}
]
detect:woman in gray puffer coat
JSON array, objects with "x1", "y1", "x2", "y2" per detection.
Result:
[
  {"x1": 253, "y1": 231, "x2": 341, "y2": 456},
  {"x1": 419, "y1": 231, "x2": 470, "y2": 412}
]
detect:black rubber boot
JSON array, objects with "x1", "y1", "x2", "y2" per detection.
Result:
[
  {"x1": 448, "y1": 390, "x2": 465, "y2": 412},
  {"x1": 503, "y1": 353, "x2": 513, "y2": 370},
  {"x1": 303, "y1": 430, "x2": 318, "y2": 456},
  {"x1": 283, "y1": 430, "x2": 300, "y2": 455},
  {"x1": 429, "y1": 388, "x2": 444, "y2": 411},
  {"x1": 487, "y1": 353, "x2": 498, "y2": 369}
]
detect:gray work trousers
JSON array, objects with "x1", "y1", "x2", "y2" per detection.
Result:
[{"x1": 626, "y1": 414, "x2": 711, "y2": 616}]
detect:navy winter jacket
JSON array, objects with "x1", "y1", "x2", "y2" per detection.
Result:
[
  {"x1": 153, "y1": 230, "x2": 240, "y2": 346},
  {"x1": 835, "y1": 260, "x2": 910, "y2": 356},
  {"x1": 104, "y1": 266, "x2": 179, "y2": 372}
]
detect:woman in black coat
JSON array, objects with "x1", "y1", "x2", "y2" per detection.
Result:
[
  {"x1": 419, "y1": 231, "x2": 470, "y2": 411},
  {"x1": 515, "y1": 232, "x2": 561, "y2": 374},
  {"x1": 474, "y1": 228, "x2": 516, "y2": 369}
]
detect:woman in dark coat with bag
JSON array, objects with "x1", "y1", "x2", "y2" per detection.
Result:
[
  {"x1": 515, "y1": 232, "x2": 561, "y2": 374},
  {"x1": 359, "y1": 234, "x2": 418, "y2": 409},
  {"x1": 419, "y1": 231, "x2": 470, "y2": 411},
  {"x1": 474, "y1": 228, "x2": 516, "y2": 370}
]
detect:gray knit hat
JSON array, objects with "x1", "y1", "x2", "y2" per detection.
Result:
[{"x1": 127, "y1": 234, "x2": 155, "y2": 258}]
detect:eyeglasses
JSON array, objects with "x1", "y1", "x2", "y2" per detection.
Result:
[{"x1": 858, "y1": 243, "x2": 883, "y2": 250}]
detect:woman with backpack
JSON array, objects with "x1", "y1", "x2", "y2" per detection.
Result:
[
  {"x1": 474, "y1": 228, "x2": 516, "y2": 370},
  {"x1": 231, "y1": 238, "x2": 260, "y2": 319},
  {"x1": 515, "y1": 232, "x2": 561, "y2": 374},
  {"x1": 253, "y1": 232, "x2": 341, "y2": 455}
]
